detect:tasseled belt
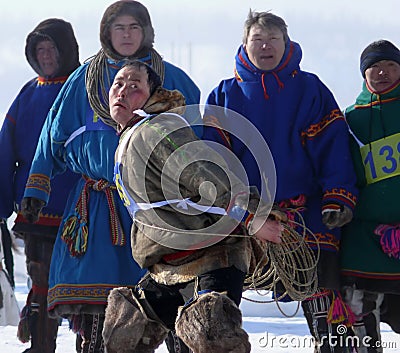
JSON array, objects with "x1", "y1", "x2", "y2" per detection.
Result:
[{"x1": 61, "y1": 175, "x2": 125, "y2": 257}]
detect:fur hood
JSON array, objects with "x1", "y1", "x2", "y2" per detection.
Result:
[
  {"x1": 143, "y1": 86, "x2": 185, "y2": 115},
  {"x1": 100, "y1": 0, "x2": 155, "y2": 61},
  {"x1": 25, "y1": 18, "x2": 80, "y2": 78}
]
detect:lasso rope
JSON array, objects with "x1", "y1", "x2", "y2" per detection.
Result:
[
  {"x1": 85, "y1": 50, "x2": 113, "y2": 127},
  {"x1": 242, "y1": 208, "x2": 319, "y2": 317},
  {"x1": 132, "y1": 207, "x2": 319, "y2": 317}
]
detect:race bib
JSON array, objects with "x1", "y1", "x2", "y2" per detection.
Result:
[{"x1": 360, "y1": 133, "x2": 400, "y2": 184}]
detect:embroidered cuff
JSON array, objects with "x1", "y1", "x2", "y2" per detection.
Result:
[{"x1": 322, "y1": 188, "x2": 357, "y2": 212}]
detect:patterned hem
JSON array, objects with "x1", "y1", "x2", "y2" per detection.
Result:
[
  {"x1": 306, "y1": 232, "x2": 340, "y2": 252},
  {"x1": 15, "y1": 212, "x2": 62, "y2": 227},
  {"x1": 47, "y1": 284, "x2": 130, "y2": 310},
  {"x1": 341, "y1": 269, "x2": 400, "y2": 280}
]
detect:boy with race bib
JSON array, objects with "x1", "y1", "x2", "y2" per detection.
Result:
[{"x1": 341, "y1": 39, "x2": 400, "y2": 352}]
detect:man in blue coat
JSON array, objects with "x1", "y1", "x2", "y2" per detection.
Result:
[
  {"x1": 203, "y1": 11, "x2": 358, "y2": 353},
  {"x1": 21, "y1": 2, "x2": 200, "y2": 352}
]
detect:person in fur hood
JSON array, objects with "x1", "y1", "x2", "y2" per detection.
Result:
[
  {"x1": 0, "y1": 18, "x2": 80, "y2": 353},
  {"x1": 21, "y1": 2, "x2": 200, "y2": 352},
  {"x1": 103, "y1": 61, "x2": 285, "y2": 353}
]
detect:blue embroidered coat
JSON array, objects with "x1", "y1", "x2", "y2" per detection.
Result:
[
  {"x1": 204, "y1": 41, "x2": 358, "y2": 289},
  {"x1": 23, "y1": 57, "x2": 200, "y2": 315},
  {"x1": 0, "y1": 18, "x2": 80, "y2": 236},
  {"x1": 0, "y1": 77, "x2": 80, "y2": 235}
]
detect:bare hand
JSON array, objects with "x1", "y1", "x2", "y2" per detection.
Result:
[{"x1": 251, "y1": 217, "x2": 283, "y2": 244}]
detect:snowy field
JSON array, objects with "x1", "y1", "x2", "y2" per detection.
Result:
[{"x1": 1, "y1": 245, "x2": 399, "y2": 352}]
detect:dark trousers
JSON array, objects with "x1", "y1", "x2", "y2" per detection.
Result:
[
  {"x1": 78, "y1": 314, "x2": 105, "y2": 353},
  {"x1": 140, "y1": 266, "x2": 246, "y2": 353},
  {"x1": 21, "y1": 234, "x2": 59, "y2": 353}
]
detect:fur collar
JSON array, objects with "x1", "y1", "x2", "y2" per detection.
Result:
[
  {"x1": 118, "y1": 87, "x2": 185, "y2": 134},
  {"x1": 143, "y1": 86, "x2": 185, "y2": 115}
]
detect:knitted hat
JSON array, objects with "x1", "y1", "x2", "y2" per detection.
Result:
[
  {"x1": 100, "y1": 0, "x2": 155, "y2": 61},
  {"x1": 360, "y1": 40, "x2": 400, "y2": 77}
]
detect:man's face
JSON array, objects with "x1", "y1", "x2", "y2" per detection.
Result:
[
  {"x1": 109, "y1": 65, "x2": 151, "y2": 128},
  {"x1": 110, "y1": 15, "x2": 144, "y2": 57},
  {"x1": 365, "y1": 60, "x2": 400, "y2": 92},
  {"x1": 244, "y1": 24, "x2": 285, "y2": 71},
  {"x1": 36, "y1": 40, "x2": 59, "y2": 77}
]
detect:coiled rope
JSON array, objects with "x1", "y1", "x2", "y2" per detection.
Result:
[
  {"x1": 242, "y1": 209, "x2": 319, "y2": 317},
  {"x1": 131, "y1": 206, "x2": 319, "y2": 315},
  {"x1": 85, "y1": 50, "x2": 115, "y2": 128}
]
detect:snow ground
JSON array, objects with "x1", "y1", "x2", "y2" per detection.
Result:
[{"x1": 1, "y1": 246, "x2": 399, "y2": 352}]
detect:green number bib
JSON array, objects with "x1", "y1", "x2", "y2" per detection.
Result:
[{"x1": 360, "y1": 133, "x2": 400, "y2": 184}]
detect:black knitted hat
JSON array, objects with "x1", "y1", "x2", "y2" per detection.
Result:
[{"x1": 360, "y1": 39, "x2": 400, "y2": 78}]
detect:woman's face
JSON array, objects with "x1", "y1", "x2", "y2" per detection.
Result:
[
  {"x1": 365, "y1": 60, "x2": 400, "y2": 92},
  {"x1": 110, "y1": 15, "x2": 144, "y2": 57}
]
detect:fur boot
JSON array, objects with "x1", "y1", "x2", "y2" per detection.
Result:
[
  {"x1": 175, "y1": 291, "x2": 250, "y2": 353},
  {"x1": 103, "y1": 287, "x2": 168, "y2": 353}
]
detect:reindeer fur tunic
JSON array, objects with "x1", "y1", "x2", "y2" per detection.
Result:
[{"x1": 115, "y1": 89, "x2": 264, "y2": 285}]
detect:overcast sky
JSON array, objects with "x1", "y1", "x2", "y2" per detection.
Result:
[{"x1": 0, "y1": 0, "x2": 398, "y2": 120}]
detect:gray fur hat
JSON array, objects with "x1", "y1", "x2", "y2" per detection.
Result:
[{"x1": 100, "y1": 0, "x2": 155, "y2": 60}]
